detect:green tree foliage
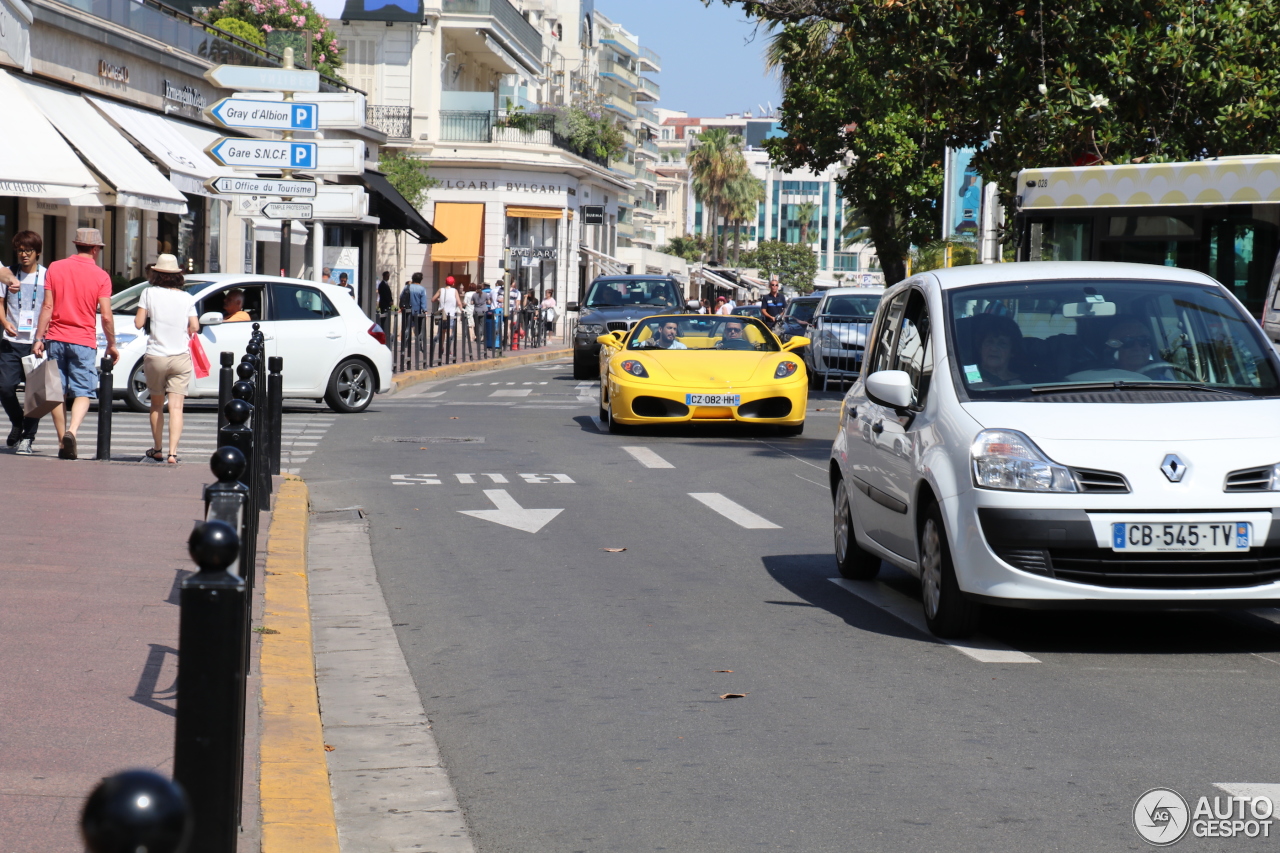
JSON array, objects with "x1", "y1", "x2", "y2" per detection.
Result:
[
  {"x1": 911, "y1": 239, "x2": 978, "y2": 274},
  {"x1": 724, "y1": 0, "x2": 1280, "y2": 283},
  {"x1": 689, "y1": 127, "x2": 749, "y2": 264},
  {"x1": 203, "y1": 0, "x2": 344, "y2": 79},
  {"x1": 742, "y1": 240, "x2": 819, "y2": 292},
  {"x1": 660, "y1": 234, "x2": 708, "y2": 262},
  {"x1": 211, "y1": 17, "x2": 265, "y2": 46},
  {"x1": 723, "y1": 174, "x2": 766, "y2": 266},
  {"x1": 542, "y1": 105, "x2": 627, "y2": 161},
  {"x1": 378, "y1": 150, "x2": 438, "y2": 211}
]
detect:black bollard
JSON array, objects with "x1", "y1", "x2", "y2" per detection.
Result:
[
  {"x1": 82, "y1": 770, "x2": 191, "y2": 853},
  {"x1": 216, "y1": 352, "x2": 234, "y2": 432},
  {"x1": 204, "y1": 446, "x2": 250, "y2": 580},
  {"x1": 96, "y1": 355, "x2": 114, "y2": 461},
  {"x1": 267, "y1": 357, "x2": 283, "y2": 476},
  {"x1": 173, "y1": 520, "x2": 245, "y2": 853},
  {"x1": 245, "y1": 343, "x2": 269, "y2": 505}
]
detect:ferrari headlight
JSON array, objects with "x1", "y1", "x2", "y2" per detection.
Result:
[
  {"x1": 774, "y1": 361, "x2": 799, "y2": 378},
  {"x1": 970, "y1": 429, "x2": 1077, "y2": 493},
  {"x1": 621, "y1": 359, "x2": 649, "y2": 378},
  {"x1": 578, "y1": 323, "x2": 606, "y2": 336}
]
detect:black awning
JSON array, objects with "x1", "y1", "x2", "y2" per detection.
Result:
[{"x1": 362, "y1": 170, "x2": 447, "y2": 245}]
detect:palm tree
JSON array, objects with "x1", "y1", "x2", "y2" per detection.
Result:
[
  {"x1": 687, "y1": 127, "x2": 746, "y2": 263},
  {"x1": 722, "y1": 173, "x2": 765, "y2": 267},
  {"x1": 660, "y1": 235, "x2": 707, "y2": 263},
  {"x1": 793, "y1": 201, "x2": 819, "y2": 246},
  {"x1": 840, "y1": 206, "x2": 872, "y2": 248}
]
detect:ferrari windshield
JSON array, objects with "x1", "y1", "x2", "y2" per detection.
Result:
[
  {"x1": 583, "y1": 278, "x2": 680, "y2": 309},
  {"x1": 949, "y1": 279, "x2": 1280, "y2": 399},
  {"x1": 627, "y1": 315, "x2": 780, "y2": 352}
]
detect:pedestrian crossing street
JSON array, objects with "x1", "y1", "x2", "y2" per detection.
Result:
[{"x1": 23, "y1": 407, "x2": 337, "y2": 474}]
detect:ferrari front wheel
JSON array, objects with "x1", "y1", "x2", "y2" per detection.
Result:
[{"x1": 778, "y1": 421, "x2": 805, "y2": 437}]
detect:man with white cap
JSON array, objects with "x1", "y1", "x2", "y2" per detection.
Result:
[{"x1": 33, "y1": 227, "x2": 118, "y2": 459}]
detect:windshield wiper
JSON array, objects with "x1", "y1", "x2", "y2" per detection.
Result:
[{"x1": 1029, "y1": 381, "x2": 1246, "y2": 397}]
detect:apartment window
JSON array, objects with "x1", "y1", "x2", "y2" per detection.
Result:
[{"x1": 342, "y1": 38, "x2": 377, "y2": 97}]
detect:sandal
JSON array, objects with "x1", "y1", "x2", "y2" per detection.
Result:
[
  {"x1": 167, "y1": 454, "x2": 180, "y2": 465},
  {"x1": 145, "y1": 448, "x2": 163, "y2": 461}
]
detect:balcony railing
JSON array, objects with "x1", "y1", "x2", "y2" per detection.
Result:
[
  {"x1": 636, "y1": 139, "x2": 660, "y2": 158},
  {"x1": 600, "y1": 58, "x2": 638, "y2": 88},
  {"x1": 639, "y1": 46, "x2": 661, "y2": 72},
  {"x1": 367, "y1": 105, "x2": 411, "y2": 139},
  {"x1": 441, "y1": 0, "x2": 542, "y2": 66},
  {"x1": 437, "y1": 111, "x2": 609, "y2": 168},
  {"x1": 637, "y1": 76, "x2": 660, "y2": 101},
  {"x1": 633, "y1": 226, "x2": 657, "y2": 244},
  {"x1": 637, "y1": 105, "x2": 659, "y2": 126},
  {"x1": 602, "y1": 92, "x2": 636, "y2": 118},
  {"x1": 600, "y1": 25, "x2": 637, "y2": 56},
  {"x1": 70, "y1": 0, "x2": 360, "y2": 93}
]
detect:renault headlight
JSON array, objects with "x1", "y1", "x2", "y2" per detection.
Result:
[{"x1": 970, "y1": 429, "x2": 1077, "y2": 492}]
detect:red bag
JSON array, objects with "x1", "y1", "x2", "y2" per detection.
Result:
[{"x1": 189, "y1": 333, "x2": 211, "y2": 379}]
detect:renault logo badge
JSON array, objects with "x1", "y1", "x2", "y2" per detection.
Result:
[{"x1": 1161, "y1": 454, "x2": 1187, "y2": 483}]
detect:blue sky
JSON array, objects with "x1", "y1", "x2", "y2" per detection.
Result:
[
  {"x1": 596, "y1": 0, "x2": 782, "y2": 118},
  {"x1": 312, "y1": 0, "x2": 782, "y2": 118}
]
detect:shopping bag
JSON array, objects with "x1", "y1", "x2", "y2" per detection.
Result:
[
  {"x1": 20, "y1": 352, "x2": 45, "y2": 378},
  {"x1": 189, "y1": 333, "x2": 211, "y2": 379},
  {"x1": 23, "y1": 356, "x2": 63, "y2": 418}
]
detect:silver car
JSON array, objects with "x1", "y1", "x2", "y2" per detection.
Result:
[{"x1": 804, "y1": 286, "x2": 885, "y2": 388}]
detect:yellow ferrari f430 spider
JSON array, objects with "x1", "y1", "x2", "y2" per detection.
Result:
[{"x1": 597, "y1": 314, "x2": 811, "y2": 435}]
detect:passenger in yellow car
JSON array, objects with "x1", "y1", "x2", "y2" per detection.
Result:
[
  {"x1": 653, "y1": 319, "x2": 687, "y2": 350},
  {"x1": 716, "y1": 319, "x2": 754, "y2": 350}
]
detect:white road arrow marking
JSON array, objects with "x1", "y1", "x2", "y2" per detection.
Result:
[{"x1": 458, "y1": 489, "x2": 563, "y2": 533}]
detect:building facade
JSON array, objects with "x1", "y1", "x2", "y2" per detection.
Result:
[
  {"x1": 0, "y1": 0, "x2": 424, "y2": 316},
  {"x1": 337, "y1": 0, "x2": 685, "y2": 306}
]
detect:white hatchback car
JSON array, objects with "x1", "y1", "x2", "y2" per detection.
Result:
[
  {"x1": 830, "y1": 262, "x2": 1280, "y2": 637},
  {"x1": 99, "y1": 274, "x2": 392, "y2": 413}
]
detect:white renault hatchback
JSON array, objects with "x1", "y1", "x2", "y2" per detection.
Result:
[
  {"x1": 830, "y1": 262, "x2": 1280, "y2": 637},
  {"x1": 99, "y1": 274, "x2": 392, "y2": 413}
]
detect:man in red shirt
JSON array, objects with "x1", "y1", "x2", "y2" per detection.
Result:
[{"x1": 33, "y1": 228, "x2": 119, "y2": 459}]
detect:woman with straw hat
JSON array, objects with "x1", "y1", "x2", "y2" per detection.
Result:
[{"x1": 134, "y1": 254, "x2": 198, "y2": 464}]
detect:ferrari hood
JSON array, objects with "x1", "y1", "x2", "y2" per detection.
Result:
[{"x1": 643, "y1": 351, "x2": 779, "y2": 386}]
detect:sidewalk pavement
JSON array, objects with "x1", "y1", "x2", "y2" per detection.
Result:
[{"x1": 0, "y1": 454, "x2": 209, "y2": 853}]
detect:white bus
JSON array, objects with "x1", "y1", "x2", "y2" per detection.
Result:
[{"x1": 1014, "y1": 155, "x2": 1280, "y2": 321}]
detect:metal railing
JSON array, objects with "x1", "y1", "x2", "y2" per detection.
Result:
[
  {"x1": 76, "y1": 0, "x2": 361, "y2": 94},
  {"x1": 640, "y1": 45, "x2": 662, "y2": 71},
  {"x1": 376, "y1": 305, "x2": 564, "y2": 373},
  {"x1": 638, "y1": 76, "x2": 660, "y2": 99},
  {"x1": 600, "y1": 26, "x2": 638, "y2": 56},
  {"x1": 600, "y1": 58, "x2": 639, "y2": 88},
  {"x1": 807, "y1": 316, "x2": 872, "y2": 391},
  {"x1": 367, "y1": 104, "x2": 412, "y2": 139},
  {"x1": 440, "y1": 0, "x2": 542, "y2": 63},
  {"x1": 438, "y1": 110, "x2": 610, "y2": 167}
]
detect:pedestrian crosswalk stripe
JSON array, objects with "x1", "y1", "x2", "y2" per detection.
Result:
[
  {"x1": 827, "y1": 578, "x2": 1041, "y2": 663},
  {"x1": 622, "y1": 446, "x2": 674, "y2": 469},
  {"x1": 688, "y1": 493, "x2": 780, "y2": 529},
  {"x1": 489, "y1": 389, "x2": 532, "y2": 397}
]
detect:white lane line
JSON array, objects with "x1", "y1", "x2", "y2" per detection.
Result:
[
  {"x1": 827, "y1": 578, "x2": 1040, "y2": 663},
  {"x1": 456, "y1": 474, "x2": 475, "y2": 483},
  {"x1": 622, "y1": 446, "x2": 674, "y2": 469},
  {"x1": 794, "y1": 473, "x2": 827, "y2": 489},
  {"x1": 489, "y1": 389, "x2": 532, "y2": 397},
  {"x1": 1215, "y1": 783, "x2": 1280, "y2": 803},
  {"x1": 689, "y1": 493, "x2": 781, "y2": 529},
  {"x1": 482, "y1": 473, "x2": 508, "y2": 483}
]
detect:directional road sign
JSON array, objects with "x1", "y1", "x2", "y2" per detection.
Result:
[
  {"x1": 206, "y1": 138, "x2": 317, "y2": 171},
  {"x1": 205, "y1": 176, "x2": 318, "y2": 197},
  {"x1": 207, "y1": 98, "x2": 317, "y2": 132},
  {"x1": 204, "y1": 64, "x2": 319, "y2": 93},
  {"x1": 261, "y1": 202, "x2": 314, "y2": 220}
]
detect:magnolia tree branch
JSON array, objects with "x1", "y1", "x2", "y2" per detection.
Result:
[{"x1": 709, "y1": 0, "x2": 851, "y2": 23}]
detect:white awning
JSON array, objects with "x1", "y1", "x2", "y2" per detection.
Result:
[
  {"x1": 251, "y1": 219, "x2": 310, "y2": 246},
  {"x1": 87, "y1": 96, "x2": 235, "y2": 198},
  {"x1": 0, "y1": 69, "x2": 102, "y2": 204},
  {"x1": 16, "y1": 78, "x2": 188, "y2": 214}
]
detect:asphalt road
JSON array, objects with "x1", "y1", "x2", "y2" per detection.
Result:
[{"x1": 303, "y1": 360, "x2": 1280, "y2": 852}]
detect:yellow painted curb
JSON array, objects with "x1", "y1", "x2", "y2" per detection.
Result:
[
  {"x1": 259, "y1": 476, "x2": 339, "y2": 853},
  {"x1": 390, "y1": 347, "x2": 571, "y2": 393}
]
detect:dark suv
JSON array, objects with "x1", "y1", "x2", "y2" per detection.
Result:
[{"x1": 570, "y1": 275, "x2": 683, "y2": 378}]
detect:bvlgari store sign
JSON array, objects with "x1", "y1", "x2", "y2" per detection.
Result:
[{"x1": 440, "y1": 179, "x2": 565, "y2": 194}]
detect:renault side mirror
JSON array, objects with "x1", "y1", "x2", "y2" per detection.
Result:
[
  {"x1": 198, "y1": 312, "x2": 223, "y2": 326},
  {"x1": 865, "y1": 370, "x2": 914, "y2": 409}
]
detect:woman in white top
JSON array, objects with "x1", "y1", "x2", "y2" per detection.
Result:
[
  {"x1": 135, "y1": 254, "x2": 198, "y2": 464},
  {"x1": 715, "y1": 296, "x2": 733, "y2": 315},
  {"x1": 539, "y1": 290, "x2": 558, "y2": 336}
]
